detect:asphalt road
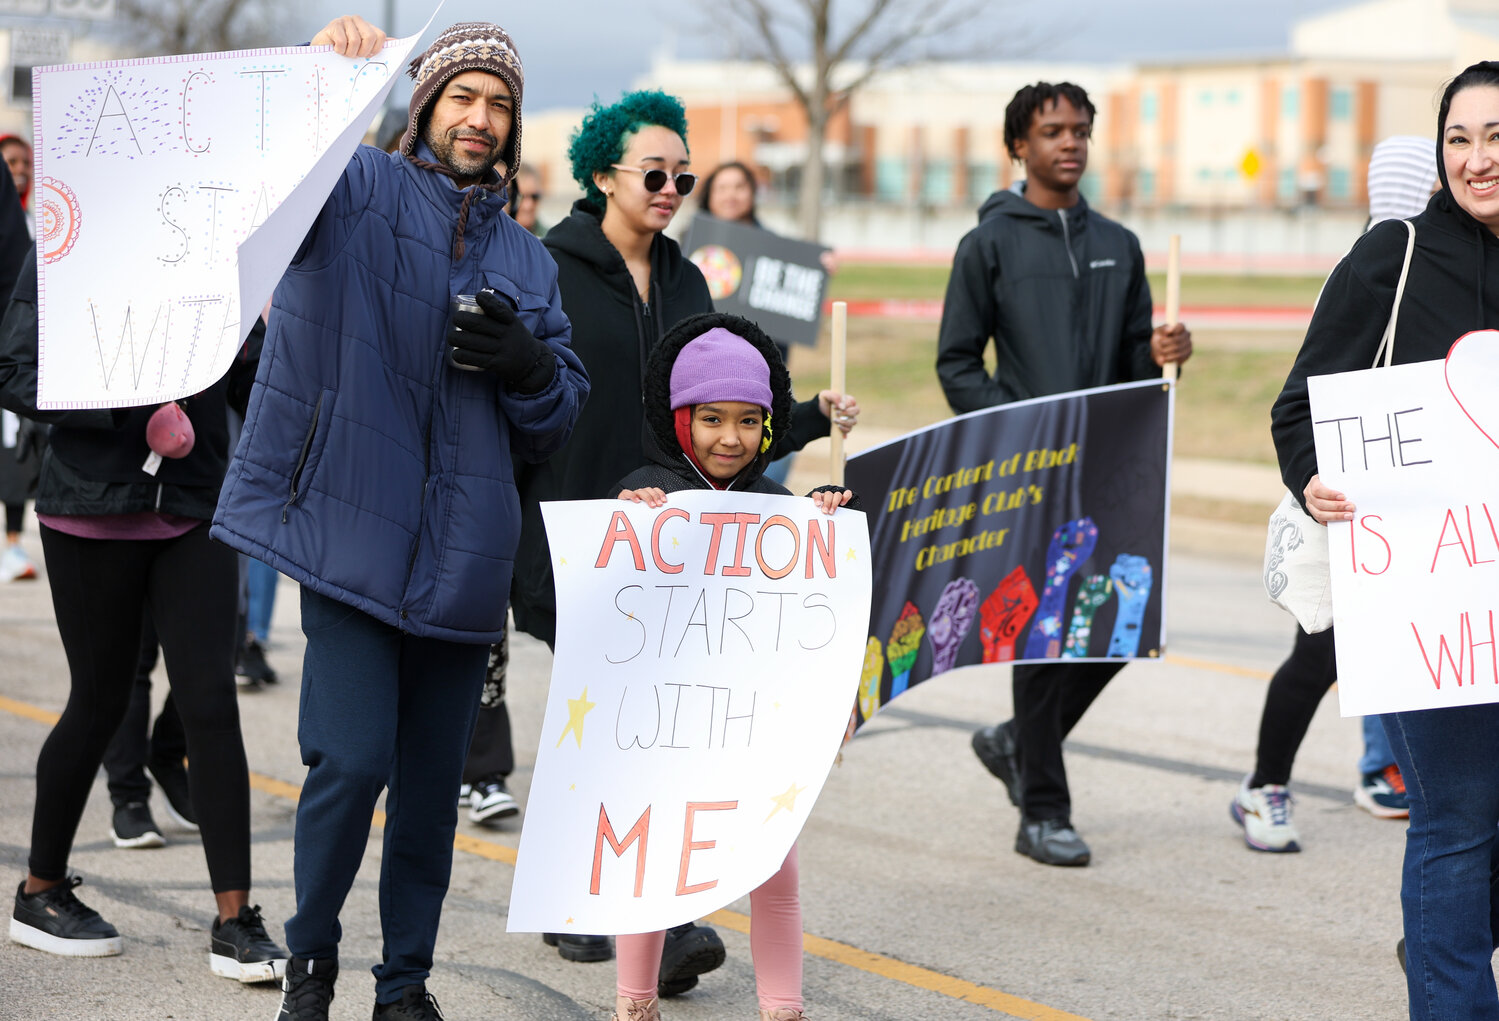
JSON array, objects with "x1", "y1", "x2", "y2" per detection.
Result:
[{"x1": 0, "y1": 537, "x2": 1448, "y2": 1021}]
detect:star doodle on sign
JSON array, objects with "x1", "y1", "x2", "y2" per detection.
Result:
[
  {"x1": 555, "y1": 687, "x2": 596, "y2": 748},
  {"x1": 765, "y1": 781, "x2": 807, "y2": 822},
  {"x1": 846, "y1": 546, "x2": 857, "y2": 561}
]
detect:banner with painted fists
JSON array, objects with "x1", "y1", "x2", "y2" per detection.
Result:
[
  {"x1": 507, "y1": 491, "x2": 871, "y2": 935},
  {"x1": 844, "y1": 380, "x2": 1173, "y2": 729}
]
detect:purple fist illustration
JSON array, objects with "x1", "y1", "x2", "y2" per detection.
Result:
[{"x1": 927, "y1": 577, "x2": 980, "y2": 676}]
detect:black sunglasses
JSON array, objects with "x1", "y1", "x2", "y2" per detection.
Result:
[{"x1": 611, "y1": 164, "x2": 697, "y2": 196}]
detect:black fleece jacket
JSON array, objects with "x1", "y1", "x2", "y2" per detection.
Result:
[
  {"x1": 612, "y1": 312, "x2": 861, "y2": 512},
  {"x1": 936, "y1": 186, "x2": 1158, "y2": 412},
  {"x1": 1271, "y1": 188, "x2": 1499, "y2": 509},
  {"x1": 0, "y1": 248, "x2": 260, "y2": 519},
  {"x1": 511, "y1": 201, "x2": 835, "y2": 645}
]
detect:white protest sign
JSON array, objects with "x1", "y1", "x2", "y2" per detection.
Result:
[
  {"x1": 507, "y1": 491, "x2": 871, "y2": 935},
  {"x1": 30, "y1": 10, "x2": 439, "y2": 409},
  {"x1": 1309, "y1": 330, "x2": 1499, "y2": 715}
]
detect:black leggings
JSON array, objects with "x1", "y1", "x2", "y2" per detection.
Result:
[
  {"x1": 31, "y1": 523, "x2": 251, "y2": 892},
  {"x1": 5, "y1": 501, "x2": 22, "y2": 534},
  {"x1": 1248, "y1": 626, "x2": 1338, "y2": 789}
]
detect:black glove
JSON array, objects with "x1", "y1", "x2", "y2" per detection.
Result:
[{"x1": 447, "y1": 289, "x2": 557, "y2": 393}]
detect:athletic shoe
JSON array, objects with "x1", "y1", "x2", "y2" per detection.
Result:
[
  {"x1": 1015, "y1": 816, "x2": 1091, "y2": 866},
  {"x1": 468, "y1": 777, "x2": 520, "y2": 825},
  {"x1": 1230, "y1": 777, "x2": 1301, "y2": 852},
  {"x1": 9, "y1": 877, "x2": 122, "y2": 957},
  {"x1": 110, "y1": 801, "x2": 166, "y2": 849},
  {"x1": 971, "y1": 721, "x2": 1021, "y2": 806},
  {"x1": 657, "y1": 921, "x2": 725, "y2": 997},
  {"x1": 0, "y1": 543, "x2": 37, "y2": 582},
  {"x1": 458, "y1": 783, "x2": 471, "y2": 806},
  {"x1": 147, "y1": 756, "x2": 198, "y2": 831},
  {"x1": 373, "y1": 983, "x2": 446, "y2": 1019},
  {"x1": 210, "y1": 903, "x2": 288, "y2": 983},
  {"x1": 236, "y1": 635, "x2": 278, "y2": 685},
  {"x1": 275, "y1": 956, "x2": 338, "y2": 1021},
  {"x1": 1354, "y1": 764, "x2": 1410, "y2": 819},
  {"x1": 542, "y1": 931, "x2": 612, "y2": 962}
]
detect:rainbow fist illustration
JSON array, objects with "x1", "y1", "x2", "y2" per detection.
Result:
[
  {"x1": 1024, "y1": 516, "x2": 1099, "y2": 660},
  {"x1": 1063, "y1": 574, "x2": 1114, "y2": 658},
  {"x1": 927, "y1": 578, "x2": 980, "y2": 675},
  {"x1": 885, "y1": 601, "x2": 926, "y2": 699},
  {"x1": 979, "y1": 566, "x2": 1039, "y2": 663},
  {"x1": 858, "y1": 636, "x2": 885, "y2": 722},
  {"x1": 1107, "y1": 554, "x2": 1154, "y2": 658}
]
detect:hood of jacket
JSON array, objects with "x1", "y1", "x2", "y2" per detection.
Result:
[
  {"x1": 976, "y1": 184, "x2": 1092, "y2": 230},
  {"x1": 544, "y1": 198, "x2": 701, "y2": 292},
  {"x1": 639, "y1": 312, "x2": 793, "y2": 491}
]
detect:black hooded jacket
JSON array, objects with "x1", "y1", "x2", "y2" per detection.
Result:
[
  {"x1": 512, "y1": 201, "x2": 835, "y2": 644},
  {"x1": 1271, "y1": 186, "x2": 1499, "y2": 508},
  {"x1": 936, "y1": 186, "x2": 1158, "y2": 412},
  {"x1": 613, "y1": 313, "x2": 861, "y2": 507},
  {"x1": 0, "y1": 248, "x2": 259, "y2": 519}
]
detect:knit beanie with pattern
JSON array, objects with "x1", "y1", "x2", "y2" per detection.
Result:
[{"x1": 400, "y1": 22, "x2": 524, "y2": 185}]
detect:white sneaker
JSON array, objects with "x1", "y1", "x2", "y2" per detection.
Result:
[
  {"x1": 458, "y1": 783, "x2": 471, "y2": 807},
  {"x1": 468, "y1": 778, "x2": 520, "y2": 825},
  {"x1": 1230, "y1": 777, "x2": 1301, "y2": 852},
  {"x1": 0, "y1": 544, "x2": 37, "y2": 582}
]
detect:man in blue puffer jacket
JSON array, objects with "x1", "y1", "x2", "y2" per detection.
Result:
[{"x1": 212, "y1": 17, "x2": 588, "y2": 1021}]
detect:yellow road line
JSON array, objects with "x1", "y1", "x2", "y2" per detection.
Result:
[
  {"x1": 2, "y1": 691, "x2": 1086, "y2": 1020},
  {"x1": 1162, "y1": 653, "x2": 1271, "y2": 681}
]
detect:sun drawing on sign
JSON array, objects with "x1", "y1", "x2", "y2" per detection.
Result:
[
  {"x1": 765, "y1": 781, "x2": 806, "y2": 822},
  {"x1": 556, "y1": 687, "x2": 596, "y2": 748}
]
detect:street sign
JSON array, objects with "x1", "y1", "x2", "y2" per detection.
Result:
[
  {"x1": 0, "y1": 0, "x2": 113, "y2": 16},
  {"x1": 8, "y1": 25, "x2": 69, "y2": 104}
]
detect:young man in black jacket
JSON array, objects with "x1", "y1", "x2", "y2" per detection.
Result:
[{"x1": 936, "y1": 81, "x2": 1192, "y2": 867}]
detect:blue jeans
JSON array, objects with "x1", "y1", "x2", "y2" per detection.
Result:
[
  {"x1": 284, "y1": 589, "x2": 488, "y2": 1003},
  {"x1": 1358, "y1": 714, "x2": 1397, "y2": 776},
  {"x1": 245, "y1": 557, "x2": 279, "y2": 643},
  {"x1": 1385, "y1": 703, "x2": 1499, "y2": 1021}
]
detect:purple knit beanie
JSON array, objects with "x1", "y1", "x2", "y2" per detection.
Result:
[
  {"x1": 400, "y1": 22, "x2": 525, "y2": 185},
  {"x1": 669, "y1": 328, "x2": 773, "y2": 411}
]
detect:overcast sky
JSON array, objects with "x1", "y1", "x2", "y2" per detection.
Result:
[{"x1": 295, "y1": 0, "x2": 1356, "y2": 112}]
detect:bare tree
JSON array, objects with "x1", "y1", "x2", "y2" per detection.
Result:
[
  {"x1": 114, "y1": 0, "x2": 288, "y2": 56},
  {"x1": 718, "y1": 0, "x2": 998, "y2": 241}
]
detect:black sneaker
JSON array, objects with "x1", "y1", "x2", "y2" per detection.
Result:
[
  {"x1": 468, "y1": 776, "x2": 520, "y2": 825},
  {"x1": 276, "y1": 956, "x2": 337, "y2": 1021},
  {"x1": 238, "y1": 635, "x2": 279, "y2": 685},
  {"x1": 658, "y1": 921, "x2": 725, "y2": 998},
  {"x1": 9, "y1": 877, "x2": 123, "y2": 957},
  {"x1": 1015, "y1": 816, "x2": 1091, "y2": 867},
  {"x1": 971, "y1": 721, "x2": 1021, "y2": 807},
  {"x1": 373, "y1": 983, "x2": 446, "y2": 1019},
  {"x1": 110, "y1": 801, "x2": 165, "y2": 849},
  {"x1": 542, "y1": 931, "x2": 612, "y2": 962},
  {"x1": 210, "y1": 903, "x2": 288, "y2": 983},
  {"x1": 147, "y1": 756, "x2": 198, "y2": 831}
]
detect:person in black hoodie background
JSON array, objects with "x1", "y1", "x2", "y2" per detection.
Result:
[
  {"x1": 513, "y1": 89, "x2": 858, "y2": 988},
  {"x1": 0, "y1": 247, "x2": 287, "y2": 982},
  {"x1": 938, "y1": 81, "x2": 1192, "y2": 869},
  {"x1": 1270, "y1": 63, "x2": 1499, "y2": 1021}
]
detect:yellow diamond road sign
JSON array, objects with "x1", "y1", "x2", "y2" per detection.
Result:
[{"x1": 1240, "y1": 149, "x2": 1261, "y2": 179}]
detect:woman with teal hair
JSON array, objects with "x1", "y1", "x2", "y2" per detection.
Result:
[{"x1": 511, "y1": 85, "x2": 727, "y2": 991}]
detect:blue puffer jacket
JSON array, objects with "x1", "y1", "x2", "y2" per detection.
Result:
[{"x1": 212, "y1": 143, "x2": 589, "y2": 644}]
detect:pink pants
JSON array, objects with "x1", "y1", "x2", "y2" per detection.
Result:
[{"x1": 616, "y1": 845, "x2": 801, "y2": 1011}]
